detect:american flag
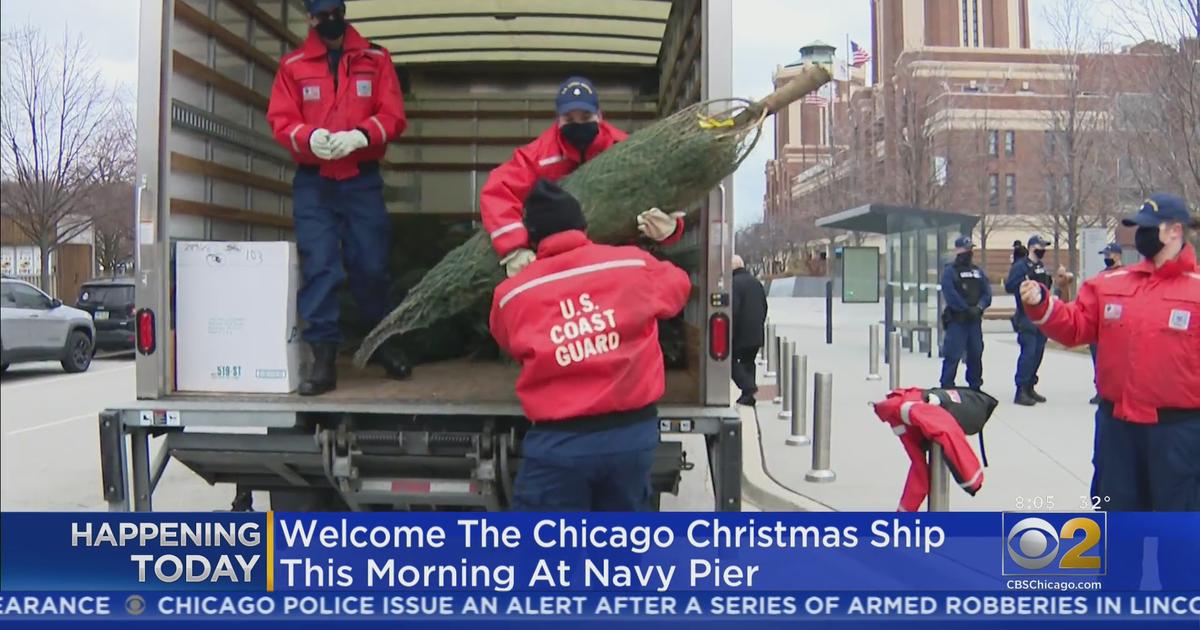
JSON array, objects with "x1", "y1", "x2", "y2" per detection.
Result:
[
  {"x1": 851, "y1": 40, "x2": 871, "y2": 67},
  {"x1": 803, "y1": 92, "x2": 829, "y2": 106}
]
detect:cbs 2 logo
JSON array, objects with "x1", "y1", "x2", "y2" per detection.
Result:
[{"x1": 1005, "y1": 516, "x2": 1104, "y2": 573}]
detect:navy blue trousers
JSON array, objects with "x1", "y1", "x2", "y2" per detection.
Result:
[
  {"x1": 940, "y1": 321, "x2": 984, "y2": 390},
  {"x1": 1094, "y1": 404, "x2": 1200, "y2": 511},
  {"x1": 292, "y1": 165, "x2": 392, "y2": 343},
  {"x1": 1014, "y1": 326, "x2": 1047, "y2": 388},
  {"x1": 513, "y1": 419, "x2": 659, "y2": 511}
]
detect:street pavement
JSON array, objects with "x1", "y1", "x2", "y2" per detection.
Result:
[
  {"x1": 748, "y1": 297, "x2": 1097, "y2": 512},
  {"x1": 0, "y1": 359, "x2": 723, "y2": 511}
]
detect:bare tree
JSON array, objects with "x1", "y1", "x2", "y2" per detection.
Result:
[
  {"x1": 81, "y1": 99, "x2": 136, "y2": 275},
  {"x1": 1108, "y1": 0, "x2": 1200, "y2": 206},
  {"x1": 888, "y1": 79, "x2": 951, "y2": 212},
  {"x1": 1036, "y1": 0, "x2": 1116, "y2": 272},
  {"x1": 0, "y1": 25, "x2": 115, "y2": 291}
]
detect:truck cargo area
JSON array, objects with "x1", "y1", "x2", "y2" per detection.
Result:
[{"x1": 108, "y1": 0, "x2": 739, "y2": 513}]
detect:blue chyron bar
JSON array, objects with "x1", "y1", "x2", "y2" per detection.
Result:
[{"x1": 0, "y1": 512, "x2": 1197, "y2": 626}]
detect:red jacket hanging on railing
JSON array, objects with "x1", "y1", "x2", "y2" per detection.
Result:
[{"x1": 872, "y1": 388, "x2": 984, "y2": 512}]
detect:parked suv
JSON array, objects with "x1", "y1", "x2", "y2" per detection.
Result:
[
  {"x1": 75, "y1": 278, "x2": 136, "y2": 352},
  {"x1": 0, "y1": 278, "x2": 95, "y2": 374}
]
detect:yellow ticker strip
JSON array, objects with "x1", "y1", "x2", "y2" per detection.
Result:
[{"x1": 266, "y1": 510, "x2": 275, "y2": 592}]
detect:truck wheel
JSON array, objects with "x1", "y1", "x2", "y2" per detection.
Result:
[
  {"x1": 270, "y1": 489, "x2": 347, "y2": 511},
  {"x1": 61, "y1": 330, "x2": 94, "y2": 373}
]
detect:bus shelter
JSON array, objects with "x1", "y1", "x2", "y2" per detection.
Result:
[{"x1": 817, "y1": 203, "x2": 979, "y2": 355}]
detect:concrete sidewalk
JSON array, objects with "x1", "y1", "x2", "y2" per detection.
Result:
[{"x1": 748, "y1": 297, "x2": 1096, "y2": 512}]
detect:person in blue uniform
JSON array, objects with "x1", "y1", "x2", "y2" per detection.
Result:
[
  {"x1": 939, "y1": 235, "x2": 991, "y2": 390},
  {"x1": 1005, "y1": 235, "x2": 1053, "y2": 406}
]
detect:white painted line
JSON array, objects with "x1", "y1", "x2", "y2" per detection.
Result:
[
  {"x1": 7, "y1": 412, "x2": 95, "y2": 436},
  {"x1": 0, "y1": 364, "x2": 134, "y2": 391}
]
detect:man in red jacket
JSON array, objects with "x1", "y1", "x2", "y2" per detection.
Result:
[
  {"x1": 480, "y1": 76, "x2": 684, "y2": 278},
  {"x1": 489, "y1": 180, "x2": 692, "y2": 511},
  {"x1": 1021, "y1": 193, "x2": 1200, "y2": 511},
  {"x1": 267, "y1": 0, "x2": 410, "y2": 395}
]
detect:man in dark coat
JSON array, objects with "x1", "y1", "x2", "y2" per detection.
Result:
[{"x1": 730, "y1": 255, "x2": 768, "y2": 406}]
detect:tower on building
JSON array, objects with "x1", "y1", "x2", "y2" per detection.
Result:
[{"x1": 870, "y1": 0, "x2": 1031, "y2": 84}]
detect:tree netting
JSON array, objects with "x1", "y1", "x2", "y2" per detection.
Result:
[{"x1": 353, "y1": 64, "x2": 832, "y2": 368}]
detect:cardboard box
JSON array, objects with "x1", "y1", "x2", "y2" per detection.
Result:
[{"x1": 175, "y1": 241, "x2": 301, "y2": 393}]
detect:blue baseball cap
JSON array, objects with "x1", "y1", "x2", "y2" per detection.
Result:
[
  {"x1": 1121, "y1": 193, "x2": 1197, "y2": 228},
  {"x1": 1028, "y1": 234, "x2": 1050, "y2": 248},
  {"x1": 1099, "y1": 242, "x2": 1123, "y2": 255},
  {"x1": 304, "y1": 0, "x2": 344, "y2": 15},
  {"x1": 556, "y1": 76, "x2": 599, "y2": 115},
  {"x1": 954, "y1": 235, "x2": 974, "y2": 249}
]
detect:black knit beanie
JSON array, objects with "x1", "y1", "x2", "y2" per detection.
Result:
[{"x1": 523, "y1": 179, "x2": 587, "y2": 245}]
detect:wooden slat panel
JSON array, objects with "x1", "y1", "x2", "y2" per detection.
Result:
[
  {"x1": 173, "y1": 51, "x2": 271, "y2": 110},
  {"x1": 171, "y1": 152, "x2": 292, "y2": 196},
  {"x1": 405, "y1": 109, "x2": 656, "y2": 120},
  {"x1": 171, "y1": 198, "x2": 293, "y2": 229},
  {"x1": 175, "y1": 0, "x2": 280, "y2": 74},
  {"x1": 394, "y1": 136, "x2": 533, "y2": 146},
  {"x1": 224, "y1": 0, "x2": 303, "y2": 48},
  {"x1": 383, "y1": 161, "x2": 500, "y2": 173}
]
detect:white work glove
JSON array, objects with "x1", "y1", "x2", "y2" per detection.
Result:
[
  {"x1": 500, "y1": 248, "x2": 536, "y2": 278},
  {"x1": 637, "y1": 207, "x2": 684, "y2": 242},
  {"x1": 328, "y1": 129, "x2": 370, "y2": 159},
  {"x1": 309, "y1": 128, "x2": 336, "y2": 160},
  {"x1": 1020, "y1": 280, "x2": 1044, "y2": 306}
]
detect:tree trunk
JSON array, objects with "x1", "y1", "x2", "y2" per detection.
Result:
[
  {"x1": 39, "y1": 243, "x2": 52, "y2": 295},
  {"x1": 1067, "y1": 219, "x2": 1079, "y2": 274}
]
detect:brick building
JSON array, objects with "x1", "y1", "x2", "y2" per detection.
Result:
[{"x1": 765, "y1": 0, "x2": 1179, "y2": 278}]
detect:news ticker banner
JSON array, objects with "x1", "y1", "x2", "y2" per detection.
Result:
[{"x1": 0, "y1": 512, "x2": 1197, "y2": 623}]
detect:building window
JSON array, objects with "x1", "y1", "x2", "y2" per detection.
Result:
[
  {"x1": 1045, "y1": 176, "x2": 1058, "y2": 210},
  {"x1": 1005, "y1": 174, "x2": 1017, "y2": 214},
  {"x1": 972, "y1": 0, "x2": 981, "y2": 47},
  {"x1": 987, "y1": 130, "x2": 999, "y2": 157},
  {"x1": 988, "y1": 173, "x2": 999, "y2": 206},
  {"x1": 962, "y1": 0, "x2": 970, "y2": 46},
  {"x1": 1004, "y1": 131, "x2": 1015, "y2": 157}
]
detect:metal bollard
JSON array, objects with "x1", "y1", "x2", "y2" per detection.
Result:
[
  {"x1": 867, "y1": 324, "x2": 882, "y2": 381},
  {"x1": 928, "y1": 444, "x2": 950, "y2": 511},
  {"x1": 786, "y1": 354, "x2": 810, "y2": 446},
  {"x1": 825, "y1": 280, "x2": 833, "y2": 345},
  {"x1": 805, "y1": 372, "x2": 836, "y2": 482},
  {"x1": 773, "y1": 339, "x2": 788, "y2": 404},
  {"x1": 757, "y1": 320, "x2": 768, "y2": 365},
  {"x1": 888, "y1": 331, "x2": 902, "y2": 389},
  {"x1": 778, "y1": 341, "x2": 793, "y2": 419},
  {"x1": 765, "y1": 324, "x2": 778, "y2": 378}
]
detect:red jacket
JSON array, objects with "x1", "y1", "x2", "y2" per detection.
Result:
[
  {"x1": 1026, "y1": 244, "x2": 1200, "y2": 424},
  {"x1": 267, "y1": 25, "x2": 406, "y2": 180},
  {"x1": 479, "y1": 122, "x2": 683, "y2": 258},
  {"x1": 872, "y1": 389, "x2": 985, "y2": 512},
  {"x1": 489, "y1": 230, "x2": 691, "y2": 422}
]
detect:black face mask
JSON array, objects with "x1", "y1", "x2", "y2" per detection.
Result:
[
  {"x1": 1103, "y1": 258, "x2": 1118, "y2": 269},
  {"x1": 560, "y1": 121, "x2": 600, "y2": 157},
  {"x1": 315, "y1": 14, "x2": 347, "y2": 40},
  {"x1": 1135, "y1": 226, "x2": 1165, "y2": 259},
  {"x1": 1032, "y1": 248, "x2": 1047, "y2": 260},
  {"x1": 956, "y1": 252, "x2": 973, "y2": 266}
]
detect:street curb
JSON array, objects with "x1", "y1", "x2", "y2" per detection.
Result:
[{"x1": 738, "y1": 403, "x2": 832, "y2": 512}]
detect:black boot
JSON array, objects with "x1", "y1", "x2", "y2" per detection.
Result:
[
  {"x1": 1029, "y1": 387, "x2": 1047, "y2": 403},
  {"x1": 370, "y1": 340, "x2": 413, "y2": 380},
  {"x1": 1014, "y1": 387, "x2": 1037, "y2": 406},
  {"x1": 299, "y1": 343, "x2": 338, "y2": 396},
  {"x1": 736, "y1": 392, "x2": 756, "y2": 406}
]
